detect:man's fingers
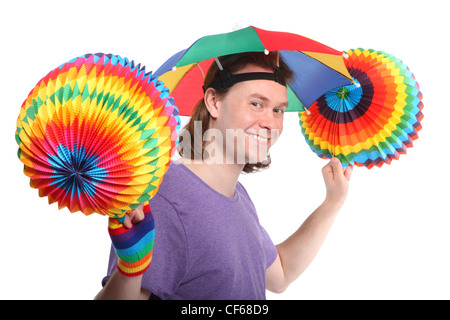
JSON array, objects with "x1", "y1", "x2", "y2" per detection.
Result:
[
  {"x1": 344, "y1": 165, "x2": 353, "y2": 181},
  {"x1": 132, "y1": 203, "x2": 145, "y2": 222},
  {"x1": 331, "y1": 157, "x2": 344, "y2": 175},
  {"x1": 123, "y1": 203, "x2": 146, "y2": 229},
  {"x1": 123, "y1": 214, "x2": 133, "y2": 229},
  {"x1": 322, "y1": 157, "x2": 343, "y2": 180}
]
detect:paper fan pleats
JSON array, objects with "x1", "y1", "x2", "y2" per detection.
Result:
[
  {"x1": 299, "y1": 48, "x2": 423, "y2": 168},
  {"x1": 16, "y1": 53, "x2": 181, "y2": 218}
]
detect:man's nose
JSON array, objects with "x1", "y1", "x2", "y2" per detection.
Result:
[{"x1": 258, "y1": 110, "x2": 278, "y2": 130}]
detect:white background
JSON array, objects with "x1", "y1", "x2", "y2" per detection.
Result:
[{"x1": 1, "y1": 0, "x2": 448, "y2": 300}]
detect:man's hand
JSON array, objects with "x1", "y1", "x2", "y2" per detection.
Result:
[
  {"x1": 123, "y1": 203, "x2": 146, "y2": 229},
  {"x1": 322, "y1": 157, "x2": 353, "y2": 208},
  {"x1": 108, "y1": 202, "x2": 155, "y2": 277}
]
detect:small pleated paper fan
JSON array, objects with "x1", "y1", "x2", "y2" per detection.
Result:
[
  {"x1": 299, "y1": 48, "x2": 423, "y2": 168},
  {"x1": 15, "y1": 53, "x2": 181, "y2": 218}
]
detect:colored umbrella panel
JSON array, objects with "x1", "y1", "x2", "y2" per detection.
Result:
[
  {"x1": 154, "y1": 26, "x2": 354, "y2": 116},
  {"x1": 299, "y1": 48, "x2": 423, "y2": 168},
  {"x1": 16, "y1": 53, "x2": 181, "y2": 218}
]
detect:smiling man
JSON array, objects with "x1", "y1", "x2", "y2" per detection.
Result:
[{"x1": 96, "y1": 52, "x2": 353, "y2": 300}]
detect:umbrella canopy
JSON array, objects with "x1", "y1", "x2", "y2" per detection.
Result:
[
  {"x1": 299, "y1": 48, "x2": 423, "y2": 168},
  {"x1": 15, "y1": 53, "x2": 180, "y2": 218},
  {"x1": 154, "y1": 26, "x2": 354, "y2": 116}
]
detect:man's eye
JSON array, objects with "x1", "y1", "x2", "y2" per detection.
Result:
[
  {"x1": 252, "y1": 102, "x2": 262, "y2": 108},
  {"x1": 274, "y1": 108, "x2": 286, "y2": 114}
]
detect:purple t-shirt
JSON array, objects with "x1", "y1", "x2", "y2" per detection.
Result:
[{"x1": 102, "y1": 161, "x2": 278, "y2": 300}]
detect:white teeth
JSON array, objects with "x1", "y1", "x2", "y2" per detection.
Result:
[{"x1": 248, "y1": 134, "x2": 268, "y2": 142}]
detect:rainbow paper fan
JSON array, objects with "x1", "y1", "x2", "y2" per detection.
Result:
[
  {"x1": 299, "y1": 48, "x2": 423, "y2": 168},
  {"x1": 15, "y1": 53, "x2": 181, "y2": 219}
]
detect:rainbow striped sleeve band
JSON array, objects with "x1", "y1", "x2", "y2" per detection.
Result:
[{"x1": 108, "y1": 203, "x2": 154, "y2": 277}]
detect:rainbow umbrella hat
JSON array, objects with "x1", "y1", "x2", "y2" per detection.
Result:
[{"x1": 154, "y1": 26, "x2": 355, "y2": 116}]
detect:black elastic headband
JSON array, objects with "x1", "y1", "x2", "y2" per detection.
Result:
[{"x1": 203, "y1": 67, "x2": 286, "y2": 93}]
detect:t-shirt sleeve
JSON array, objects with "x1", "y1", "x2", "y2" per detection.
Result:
[
  {"x1": 140, "y1": 193, "x2": 189, "y2": 298},
  {"x1": 259, "y1": 224, "x2": 278, "y2": 269},
  {"x1": 235, "y1": 181, "x2": 278, "y2": 270}
]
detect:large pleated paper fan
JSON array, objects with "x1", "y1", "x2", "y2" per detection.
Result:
[
  {"x1": 15, "y1": 53, "x2": 181, "y2": 218},
  {"x1": 299, "y1": 48, "x2": 423, "y2": 168}
]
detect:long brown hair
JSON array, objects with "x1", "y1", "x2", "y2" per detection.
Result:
[{"x1": 178, "y1": 51, "x2": 293, "y2": 173}]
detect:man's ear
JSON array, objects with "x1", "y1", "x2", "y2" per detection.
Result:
[{"x1": 204, "y1": 88, "x2": 220, "y2": 119}]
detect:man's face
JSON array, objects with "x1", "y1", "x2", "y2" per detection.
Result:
[{"x1": 212, "y1": 64, "x2": 288, "y2": 164}]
